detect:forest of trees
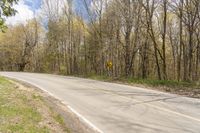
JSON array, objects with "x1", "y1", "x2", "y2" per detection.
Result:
[{"x1": 0, "y1": 0, "x2": 200, "y2": 82}]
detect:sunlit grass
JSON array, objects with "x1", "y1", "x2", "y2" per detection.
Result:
[{"x1": 0, "y1": 77, "x2": 70, "y2": 133}]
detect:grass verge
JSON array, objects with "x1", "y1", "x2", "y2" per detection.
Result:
[
  {"x1": 0, "y1": 76, "x2": 70, "y2": 133},
  {"x1": 83, "y1": 75, "x2": 200, "y2": 98}
]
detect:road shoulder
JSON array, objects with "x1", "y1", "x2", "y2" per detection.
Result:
[{"x1": 1, "y1": 77, "x2": 96, "y2": 133}]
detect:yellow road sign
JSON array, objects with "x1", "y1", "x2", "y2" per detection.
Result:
[{"x1": 107, "y1": 61, "x2": 113, "y2": 69}]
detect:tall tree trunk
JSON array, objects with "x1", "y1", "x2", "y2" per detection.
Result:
[
  {"x1": 188, "y1": 29, "x2": 194, "y2": 80},
  {"x1": 125, "y1": 31, "x2": 131, "y2": 77},
  {"x1": 177, "y1": 0, "x2": 183, "y2": 81},
  {"x1": 162, "y1": 0, "x2": 167, "y2": 80}
]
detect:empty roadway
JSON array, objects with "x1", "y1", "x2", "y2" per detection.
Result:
[{"x1": 0, "y1": 72, "x2": 200, "y2": 133}]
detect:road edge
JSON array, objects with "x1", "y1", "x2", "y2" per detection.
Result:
[{"x1": 2, "y1": 75, "x2": 104, "y2": 133}]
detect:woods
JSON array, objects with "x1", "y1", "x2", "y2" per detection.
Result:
[{"x1": 0, "y1": 0, "x2": 200, "y2": 82}]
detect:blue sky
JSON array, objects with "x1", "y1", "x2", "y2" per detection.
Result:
[
  {"x1": 6, "y1": 0, "x2": 90, "y2": 25},
  {"x1": 24, "y1": 0, "x2": 90, "y2": 16},
  {"x1": 74, "y1": 0, "x2": 92, "y2": 18},
  {"x1": 24, "y1": 0, "x2": 42, "y2": 12}
]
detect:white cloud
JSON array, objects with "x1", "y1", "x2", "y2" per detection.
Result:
[{"x1": 6, "y1": 0, "x2": 34, "y2": 25}]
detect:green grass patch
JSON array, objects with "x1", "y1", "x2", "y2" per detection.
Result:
[
  {"x1": 84, "y1": 74, "x2": 199, "y2": 89},
  {"x1": 0, "y1": 77, "x2": 10, "y2": 85},
  {"x1": 54, "y1": 114, "x2": 65, "y2": 125},
  {"x1": 53, "y1": 114, "x2": 70, "y2": 133},
  {"x1": 32, "y1": 94, "x2": 43, "y2": 101},
  {"x1": 88, "y1": 75, "x2": 112, "y2": 81},
  {"x1": 124, "y1": 78, "x2": 197, "y2": 88},
  {"x1": 0, "y1": 78, "x2": 47, "y2": 133},
  {"x1": 0, "y1": 77, "x2": 70, "y2": 133}
]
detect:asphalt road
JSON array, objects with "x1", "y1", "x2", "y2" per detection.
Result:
[{"x1": 0, "y1": 72, "x2": 200, "y2": 133}]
